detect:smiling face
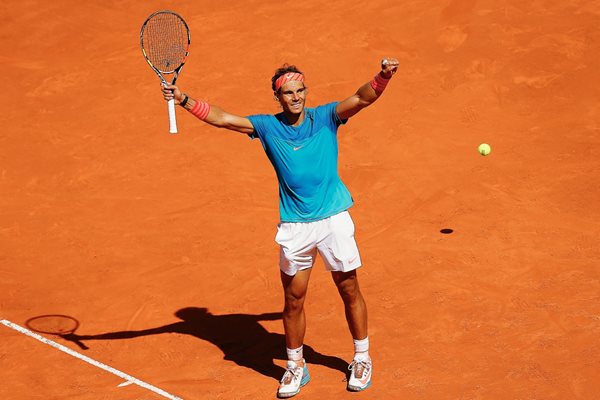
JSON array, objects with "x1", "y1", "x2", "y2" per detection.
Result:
[{"x1": 276, "y1": 80, "x2": 307, "y2": 116}]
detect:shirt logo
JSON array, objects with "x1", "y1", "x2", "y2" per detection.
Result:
[{"x1": 293, "y1": 146, "x2": 303, "y2": 151}]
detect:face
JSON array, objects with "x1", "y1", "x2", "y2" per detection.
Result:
[{"x1": 276, "y1": 80, "x2": 307, "y2": 115}]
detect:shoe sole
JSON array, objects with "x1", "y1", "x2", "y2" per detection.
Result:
[
  {"x1": 277, "y1": 368, "x2": 310, "y2": 398},
  {"x1": 347, "y1": 379, "x2": 371, "y2": 392}
]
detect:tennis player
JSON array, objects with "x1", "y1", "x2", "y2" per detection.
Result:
[{"x1": 162, "y1": 58, "x2": 398, "y2": 397}]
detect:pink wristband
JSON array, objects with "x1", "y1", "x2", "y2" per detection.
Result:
[
  {"x1": 370, "y1": 73, "x2": 390, "y2": 95},
  {"x1": 189, "y1": 100, "x2": 211, "y2": 120}
]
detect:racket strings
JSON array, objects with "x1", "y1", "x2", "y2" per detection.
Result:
[{"x1": 142, "y1": 13, "x2": 189, "y2": 73}]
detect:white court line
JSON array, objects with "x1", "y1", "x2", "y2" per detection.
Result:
[{"x1": 1, "y1": 319, "x2": 183, "y2": 400}]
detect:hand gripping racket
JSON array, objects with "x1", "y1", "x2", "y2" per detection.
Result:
[{"x1": 140, "y1": 10, "x2": 190, "y2": 134}]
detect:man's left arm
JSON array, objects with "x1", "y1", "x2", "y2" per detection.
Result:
[{"x1": 336, "y1": 58, "x2": 399, "y2": 121}]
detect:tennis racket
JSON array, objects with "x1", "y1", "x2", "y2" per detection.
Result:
[{"x1": 140, "y1": 10, "x2": 191, "y2": 134}]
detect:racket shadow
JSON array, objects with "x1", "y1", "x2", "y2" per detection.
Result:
[
  {"x1": 70, "y1": 307, "x2": 349, "y2": 381},
  {"x1": 25, "y1": 314, "x2": 89, "y2": 350}
]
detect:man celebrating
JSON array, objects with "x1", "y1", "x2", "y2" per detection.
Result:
[{"x1": 162, "y1": 58, "x2": 398, "y2": 397}]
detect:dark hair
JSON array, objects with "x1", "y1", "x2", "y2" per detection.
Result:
[{"x1": 271, "y1": 63, "x2": 304, "y2": 93}]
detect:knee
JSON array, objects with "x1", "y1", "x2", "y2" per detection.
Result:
[
  {"x1": 283, "y1": 292, "x2": 306, "y2": 315},
  {"x1": 337, "y1": 277, "x2": 361, "y2": 305}
]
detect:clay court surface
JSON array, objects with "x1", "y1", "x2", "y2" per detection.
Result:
[{"x1": 1, "y1": 1, "x2": 599, "y2": 399}]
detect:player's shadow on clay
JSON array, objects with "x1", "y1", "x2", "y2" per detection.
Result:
[{"x1": 70, "y1": 307, "x2": 349, "y2": 381}]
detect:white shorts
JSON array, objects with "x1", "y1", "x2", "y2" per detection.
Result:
[{"x1": 275, "y1": 211, "x2": 362, "y2": 276}]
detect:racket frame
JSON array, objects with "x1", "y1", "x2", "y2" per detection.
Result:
[{"x1": 140, "y1": 10, "x2": 191, "y2": 134}]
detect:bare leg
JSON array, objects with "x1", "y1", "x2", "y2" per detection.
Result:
[
  {"x1": 280, "y1": 268, "x2": 312, "y2": 365},
  {"x1": 331, "y1": 270, "x2": 368, "y2": 340}
]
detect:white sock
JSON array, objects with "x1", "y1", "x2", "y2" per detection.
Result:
[
  {"x1": 286, "y1": 346, "x2": 303, "y2": 362},
  {"x1": 353, "y1": 337, "x2": 370, "y2": 361}
]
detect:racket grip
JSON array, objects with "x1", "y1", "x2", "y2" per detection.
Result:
[{"x1": 168, "y1": 99, "x2": 178, "y2": 134}]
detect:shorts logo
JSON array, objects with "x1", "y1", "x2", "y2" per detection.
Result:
[{"x1": 293, "y1": 146, "x2": 303, "y2": 151}]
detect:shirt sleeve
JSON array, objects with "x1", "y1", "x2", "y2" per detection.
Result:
[
  {"x1": 332, "y1": 102, "x2": 348, "y2": 127},
  {"x1": 316, "y1": 102, "x2": 347, "y2": 131},
  {"x1": 246, "y1": 114, "x2": 267, "y2": 140}
]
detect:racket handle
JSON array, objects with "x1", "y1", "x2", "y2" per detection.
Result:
[{"x1": 167, "y1": 98, "x2": 178, "y2": 134}]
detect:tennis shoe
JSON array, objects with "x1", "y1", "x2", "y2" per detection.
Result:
[
  {"x1": 347, "y1": 358, "x2": 372, "y2": 392},
  {"x1": 277, "y1": 360, "x2": 310, "y2": 398}
]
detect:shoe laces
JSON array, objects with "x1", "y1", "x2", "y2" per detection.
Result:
[
  {"x1": 349, "y1": 359, "x2": 371, "y2": 378},
  {"x1": 281, "y1": 365, "x2": 302, "y2": 384}
]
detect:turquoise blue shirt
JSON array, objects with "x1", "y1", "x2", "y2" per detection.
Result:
[{"x1": 247, "y1": 102, "x2": 353, "y2": 222}]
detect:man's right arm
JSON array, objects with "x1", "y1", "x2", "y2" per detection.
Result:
[{"x1": 162, "y1": 84, "x2": 255, "y2": 135}]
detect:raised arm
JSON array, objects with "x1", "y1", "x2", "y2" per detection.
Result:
[
  {"x1": 336, "y1": 58, "x2": 399, "y2": 121},
  {"x1": 162, "y1": 84, "x2": 255, "y2": 135}
]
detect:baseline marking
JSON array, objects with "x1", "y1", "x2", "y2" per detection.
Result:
[{"x1": 1, "y1": 319, "x2": 182, "y2": 400}]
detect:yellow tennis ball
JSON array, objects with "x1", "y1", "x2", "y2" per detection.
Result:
[{"x1": 478, "y1": 143, "x2": 491, "y2": 156}]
